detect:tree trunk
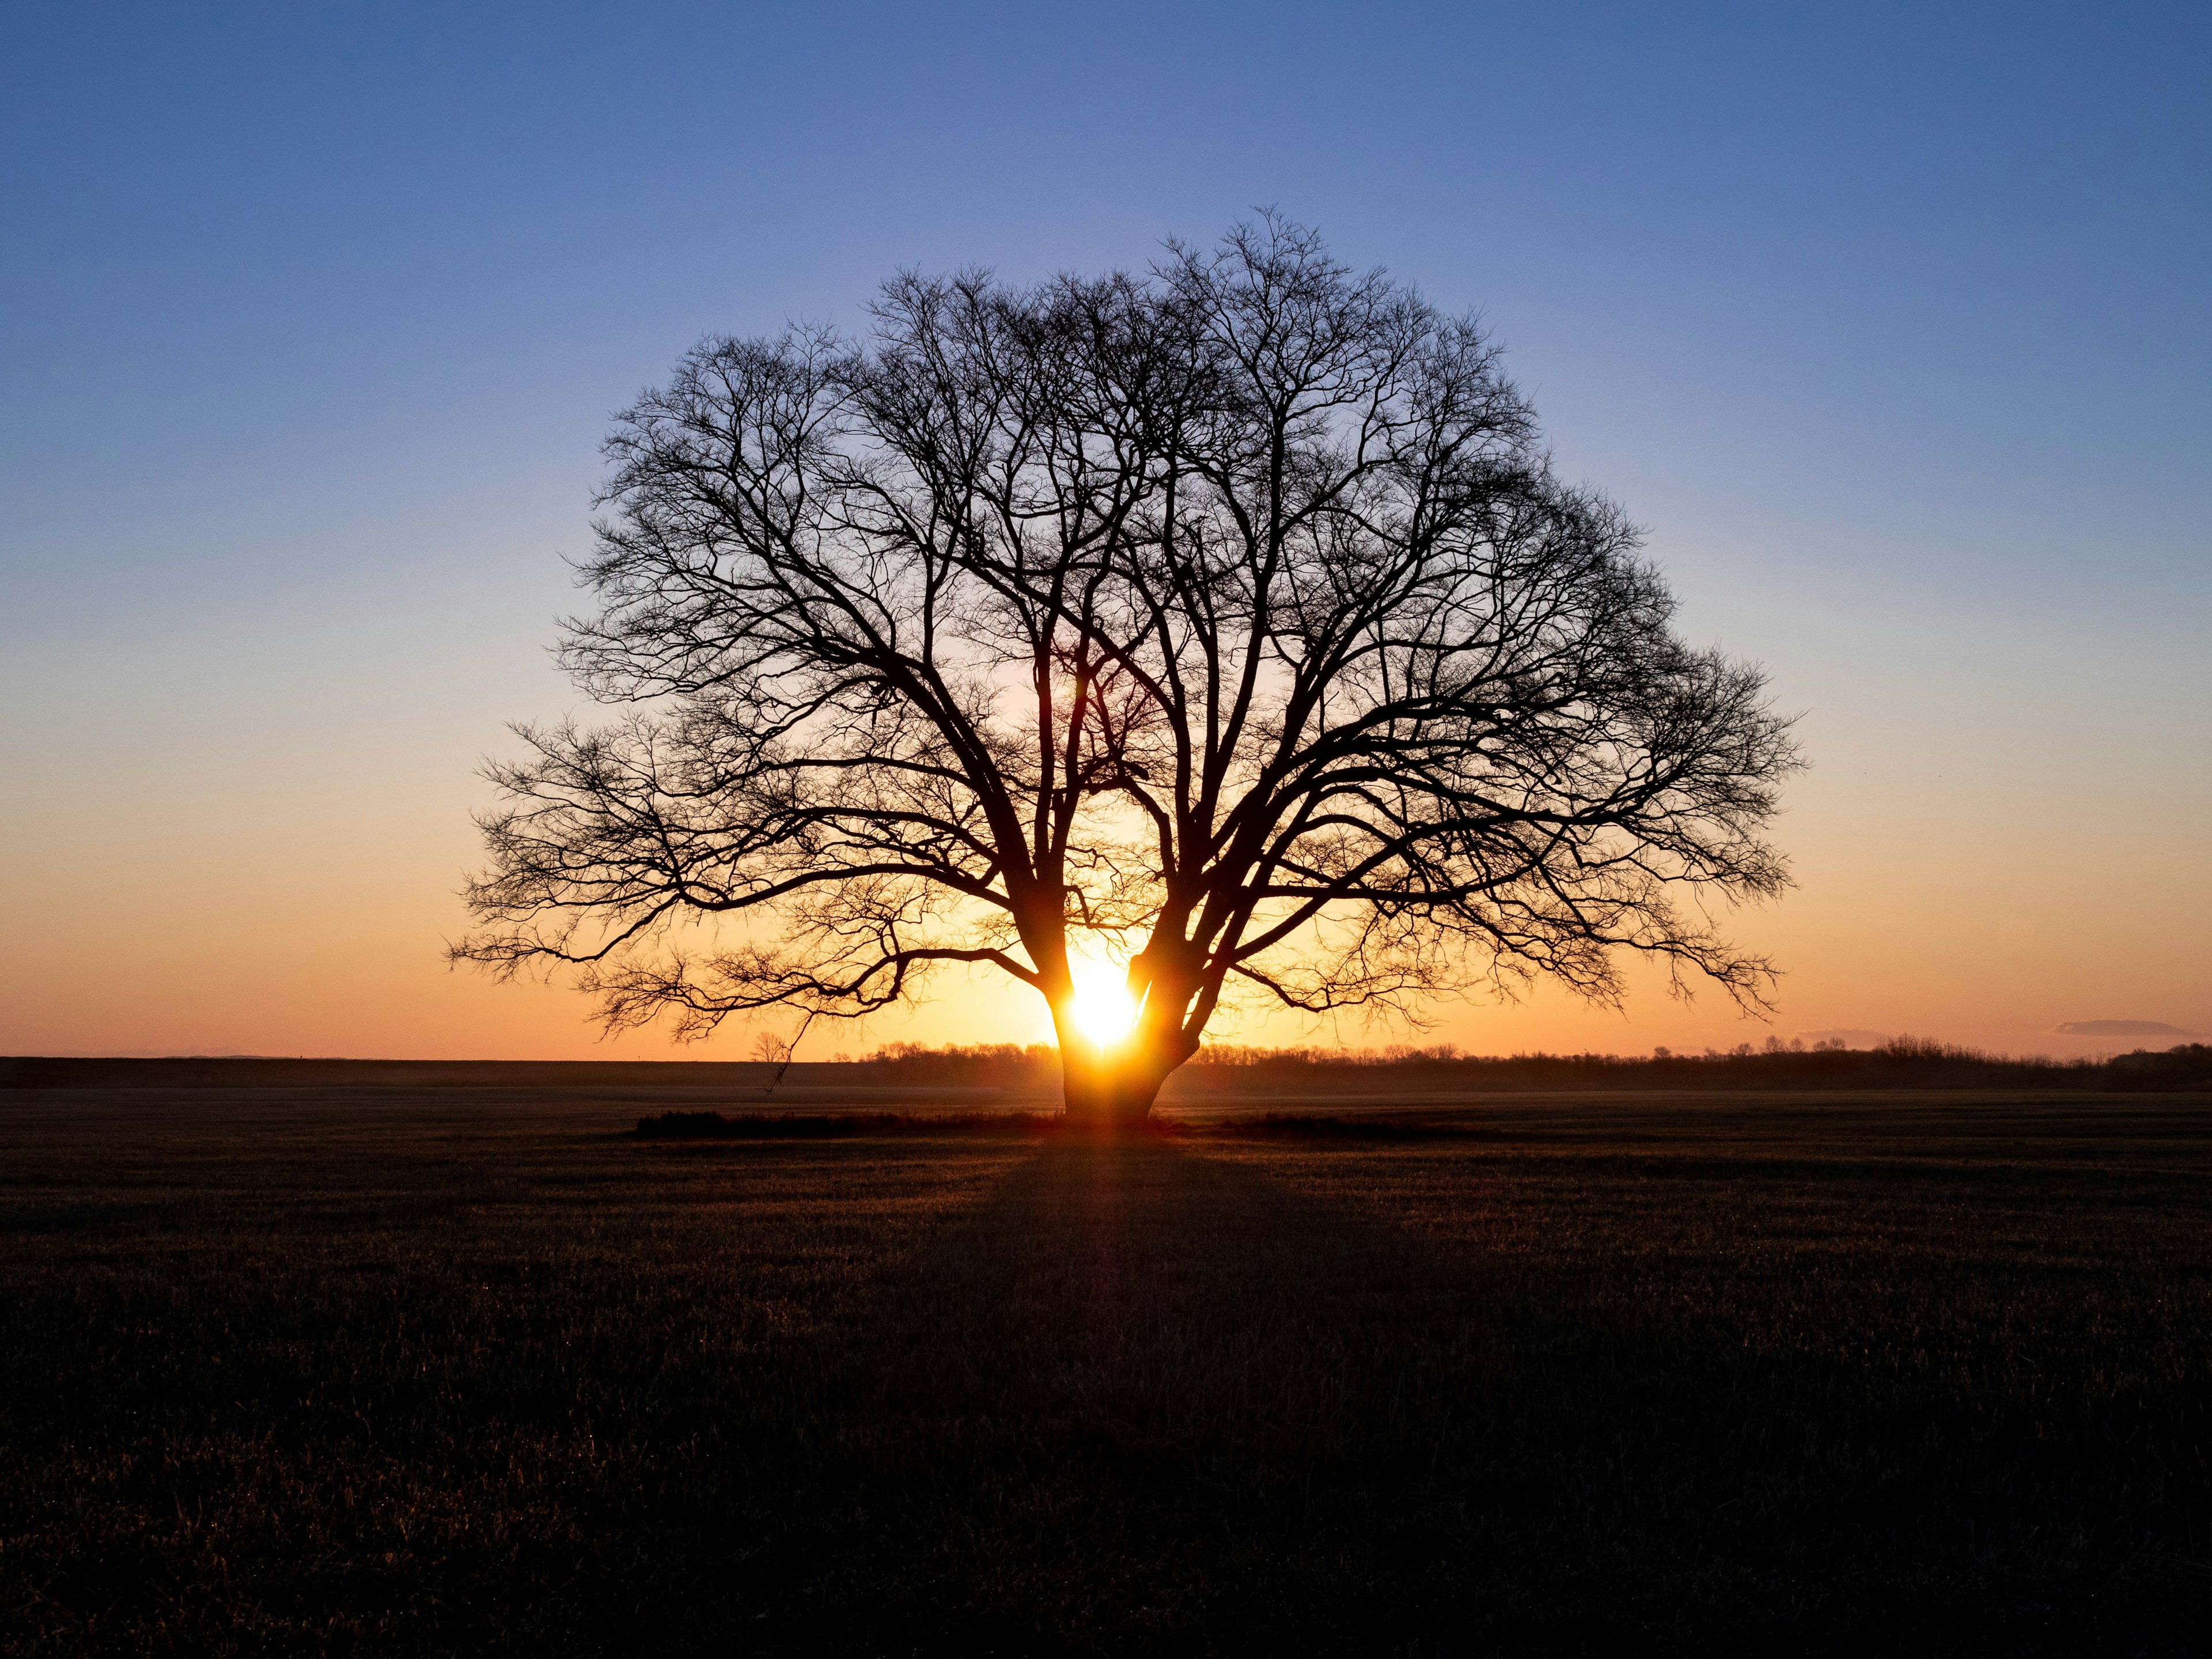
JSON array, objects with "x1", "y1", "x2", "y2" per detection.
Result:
[{"x1": 1050, "y1": 1006, "x2": 1184, "y2": 1130}]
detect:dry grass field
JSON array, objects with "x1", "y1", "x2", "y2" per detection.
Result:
[{"x1": 3, "y1": 1066, "x2": 2209, "y2": 1654}]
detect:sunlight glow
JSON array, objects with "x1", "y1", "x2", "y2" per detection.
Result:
[{"x1": 1067, "y1": 957, "x2": 1137, "y2": 1048}]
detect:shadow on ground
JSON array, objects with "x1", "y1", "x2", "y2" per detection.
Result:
[
  {"x1": 696, "y1": 1135, "x2": 2209, "y2": 1654},
  {"x1": 5, "y1": 1092, "x2": 2207, "y2": 1655}
]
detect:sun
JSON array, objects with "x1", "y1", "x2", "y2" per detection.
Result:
[{"x1": 1066, "y1": 957, "x2": 1137, "y2": 1048}]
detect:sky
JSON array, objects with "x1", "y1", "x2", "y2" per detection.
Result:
[{"x1": 3, "y1": 1, "x2": 2206, "y2": 1061}]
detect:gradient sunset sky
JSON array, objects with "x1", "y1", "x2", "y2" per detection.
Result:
[{"x1": 5, "y1": 2, "x2": 2206, "y2": 1060}]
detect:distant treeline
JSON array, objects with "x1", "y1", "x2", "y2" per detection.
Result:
[
  {"x1": 844, "y1": 1037, "x2": 2212, "y2": 1094},
  {"x1": 5, "y1": 1040, "x2": 2206, "y2": 1096}
]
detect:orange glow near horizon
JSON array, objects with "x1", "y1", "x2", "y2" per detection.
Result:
[{"x1": 2, "y1": 732, "x2": 2206, "y2": 1063}]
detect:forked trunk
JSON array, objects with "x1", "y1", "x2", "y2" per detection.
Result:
[{"x1": 1050, "y1": 1007, "x2": 1188, "y2": 1129}]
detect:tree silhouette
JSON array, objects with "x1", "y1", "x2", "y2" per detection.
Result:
[{"x1": 454, "y1": 217, "x2": 1799, "y2": 1122}]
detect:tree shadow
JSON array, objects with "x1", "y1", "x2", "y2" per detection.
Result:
[
  {"x1": 711, "y1": 1137, "x2": 1616, "y2": 1651},
  {"x1": 692, "y1": 1133, "x2": 2211, "y2": 1656}
]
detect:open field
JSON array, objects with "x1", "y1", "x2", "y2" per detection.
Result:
[{"x1": 3, "y1": 1065, "x2": 2210, "y2": 1653}]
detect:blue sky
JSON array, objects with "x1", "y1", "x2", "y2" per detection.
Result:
[{"x1": 4, "y1": 2, "x2": 2206, "y2": 1057}]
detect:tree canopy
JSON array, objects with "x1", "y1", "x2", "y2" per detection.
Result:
[{"x1": 455, "y1": 216, "x2": 1800, "y2": 1119}]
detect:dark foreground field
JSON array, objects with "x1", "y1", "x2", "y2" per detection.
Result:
[{"x1": 3, "y1": 1067, "x2": 2209, "y2": 1654}]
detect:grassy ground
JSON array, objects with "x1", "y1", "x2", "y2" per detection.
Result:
[{"x1": 2, "y1": 1077, "x2": 2209, "y2": 1654}]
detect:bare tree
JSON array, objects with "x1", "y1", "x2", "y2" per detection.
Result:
[{"x1": 454, "y1": 215, "x2": 1800, "y2": 1122}]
